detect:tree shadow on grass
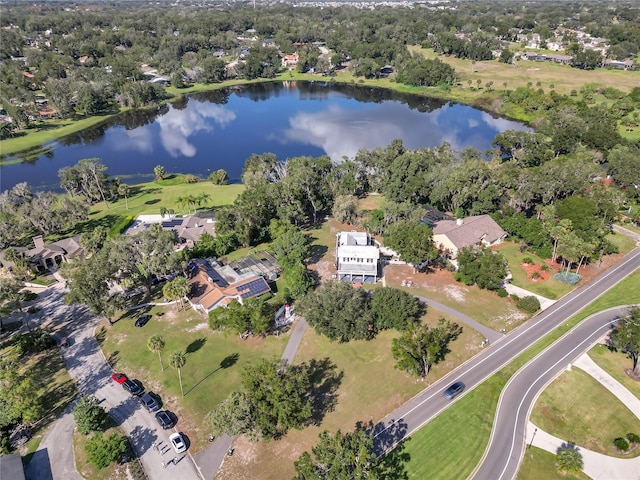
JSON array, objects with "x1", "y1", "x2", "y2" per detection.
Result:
[
  {"x1": 307, "y1": 242, "x2": 329, "y2": 265},
  {"x1": 370, "y1": 417, "x2": 409, "y2": 456},
  {"x1": 376, "y1": 434, "x2": 411, "y2": 480},
  {"x1": 185, "y1": 337, "x2": 206, "y2": 354},
  {"x1": 184, "y1": 353, "x2": 239, "y2": 396},
  {"x1": 307, "y1": 357, "x2": 343, "y2": 425}
]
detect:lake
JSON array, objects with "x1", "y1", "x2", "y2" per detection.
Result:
[{"x1": 0, "y1": 81, "x2": 530, "y2": 191}]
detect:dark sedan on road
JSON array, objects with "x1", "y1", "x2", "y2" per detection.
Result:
[
  {"x1": 140, "y1": 392, "x2": 160, "y2": 412},
  {"x1": 444, "y1": 381, "x2": 465, "y2": 400}
]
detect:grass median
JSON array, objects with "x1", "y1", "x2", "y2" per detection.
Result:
[{"x1": 395, "y1": 269, "x2": 640, "y2": 479}]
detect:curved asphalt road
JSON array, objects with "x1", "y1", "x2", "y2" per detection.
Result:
[
  {"x1": 371, "y1": 247, "x2": 640, "y2": 459},
  {"x1": 469, "y1": 306, "x2": 629, "y2": 480}
]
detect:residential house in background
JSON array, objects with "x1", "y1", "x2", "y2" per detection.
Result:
[
  {"x1": 335, "y1": 231, "x2": 380, "y2": 283},
  {"x1": 281, "y1": 53, "x2": 299, "y2": 69},
  {"x1": 432, "y1": 215, "x2": 507, "y2": 259},
  {"x1": 125, "y1": 213, "x2": 216, "y2": 248},
  {"x1": 187, "y1": 258, "x2": 272, "y2": 313}
]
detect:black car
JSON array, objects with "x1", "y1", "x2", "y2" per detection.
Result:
[
  {"x1": 122, "y1": 379, "x2": 144, "y2": 396},
  {"x1": 155, "y1": 410, "x2": 175, "y2": 429},
  {"x1": 140, "y1": 392, "x2": 160, "y2": 412},
  {"x1": 134, "y1": 314, "x2": 152, "y2": 328},
  {"x1": 444, "y1": 381, "x2": 465, "y2": 400}
]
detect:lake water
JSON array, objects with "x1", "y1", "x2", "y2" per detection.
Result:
[{"x1": 0, "y1": 81, "x2": 530, "y2": 191}]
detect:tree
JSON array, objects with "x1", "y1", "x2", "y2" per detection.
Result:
[
  {"x1": 208, "y1": 169, "x2": 229, "y2": 185},
  {"x1": 206, "y1": 391, "x2": 255, "y2": 439},
  {"x1": 73, "y1": 395, "x2": 107, "y2": 435},
  {"x1": 391, "y1": 318, "x2": 462, "y2": 378},
  {"x1": 297, "y1": 281, "x2": 374, "y2": 342},
  {"x1": 609, "y1": 306, "x2": 640, "y2": 377},
  {"x1": 293, "y1": 427, "x2": 379, "y2": 480},
  {"x1": 64, "y1": 251, "x2": 115, "y2": 322},
  {"x1": 170, "y1": 351, "x2": 186, "y2": 397},
  {"x1": 162, "y1": 277, "x2": 190, "y2": 310},
  {"x1": 555, "y1": 444, "x2": 584, "y2": 475},
  {"x1": 370, "y1": 287, "x2": 424, "y2": 331},
  {"x1": 147, "y1": 335, "x2": 165, "y2": 371},
  {"x1": 85, "y1": 432, "x2": 126, "y2": 469},
  {"x1": 271, "y1": 229, "x2": 311, "y2": 268},
  {"x1": 454, "y1": 246, "x2": 507, "y2": 291},
  {"x1": 241, "y1": 358, "x2": 312, "y2": 439},
  {"x1": 58, "y1": 158, "x2": 112, "y2": 207},
  {"x1": 117, "y1": 183, "x2": 130, "y2": 210},
  {"x1": 154, "y1": 165, "x2": 166, "y2": 181},
  {"x1": 384, "y1": 221, "x2": 438, "y2": 268},
  {"x1": 0, "y1": 275, "x2": 24, "y2": 331}
]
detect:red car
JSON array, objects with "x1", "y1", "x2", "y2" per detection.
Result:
[{"x1": 111, "y1": 373, "x2": 127, "y2": 384}]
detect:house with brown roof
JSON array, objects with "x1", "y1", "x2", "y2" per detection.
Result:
[
  {"x1": 432, "y1": 215, "x2": 507, "y2": 259},
  {"x1": 2, "y1": 235, "x2": 85, "y2": 273},
  {"x1": 187, "y1": 258, "x2": 272, "y2": 313},
  {"x1": 125, "y1": 213, "x2": 216, "y2": 248}
]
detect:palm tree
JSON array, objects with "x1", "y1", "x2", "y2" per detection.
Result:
[
  {"x1": 154, "y1": 165, "x2": 166, "y2": 181},
  {"x1": 170, "y1": 351, "x2": 186, "y2": 397},
  {"x1": 148, "y1": 335, "x2": 166, "y2": 371},
  {"x1": 556, "y1": 444, "x2": 583, "y2": 475},
  {"x1": 118, "y1": 183, "x2": 130, "y2": 210},
  {"x1": 162, "y1": 277, "x2": 190, "y2": 310}
]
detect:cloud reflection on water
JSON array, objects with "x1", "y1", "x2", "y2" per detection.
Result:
[{"x1": 156, "y1": 102, "x2": 237, "y2": 157}]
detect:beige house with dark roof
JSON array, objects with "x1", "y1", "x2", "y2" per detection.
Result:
[
  {"x1": 432, "y1": 215, "x2": 507, "y2": 259},
  {"x1": 2, "y1": 235, "x2": 84, "y2": 273}
]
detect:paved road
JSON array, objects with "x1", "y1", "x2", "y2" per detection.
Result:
[
  {"x1": 470, "y1": 306, "x2": 630, "y2": 480},
  {"x1": 23, "y1": 285, "x2": 202, "y2": 480},
  {"x1": 371, "y1": 247, "x2": 640, "y2": 460}
]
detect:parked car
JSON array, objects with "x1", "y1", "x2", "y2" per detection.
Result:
[
  {"x1": 169, "y1": 432, "x2": 187, "y2": 453},
  {"x1": 140, "y1": 392, "x2": 160, "y2": 412},
  {"x1": 135, "y1": 314, "x2": 152, "y2": 328},
  {"x1": 122, "y1": 379, "x2": 144, "y2": 396},
  {"x1": 444, "y1": 381, "x2": 465, "y2": 400},
  {"x1": 111, "y1": 372, "x2": 127, "y2": 384},
  {"x1": 155, "y1": 410, "x2": 175, "y2": 429}
]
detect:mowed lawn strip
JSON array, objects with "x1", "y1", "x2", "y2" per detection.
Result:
[
  {"x1": 517, "y1": 446, "x2": 590, "y2": 480},
  {"x1": 588, "y1": 344, "x2": 640, "y2": 400},
  {"x1": 530, "y1": 367, "x2": 640, "y2": 457},
  {"x1": 399, "y1": 269, "x2": 640, "y2": 479},
  {"x1": 217, "y1": 308, "x2": 484, "y2": 480},
  {"x1": 99, "y1": 304, "x2": 288, "y2": 453}
]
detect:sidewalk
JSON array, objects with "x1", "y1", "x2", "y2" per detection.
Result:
[
  {"x1": 528, "y1": 350, "x2": 640, "y2": 480},
  {"x1": 503, "y1": 283, "x2": 556, "y2": 311}
]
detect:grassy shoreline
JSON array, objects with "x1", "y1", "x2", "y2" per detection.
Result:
[{"x1": 2, "y1": 49, "x2": 639, "y2": 158}]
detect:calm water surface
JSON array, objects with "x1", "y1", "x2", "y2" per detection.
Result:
[{"x1": 0, "y1": 82, "x2": 530, "y2": 191}]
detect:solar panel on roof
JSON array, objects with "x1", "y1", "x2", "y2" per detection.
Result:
[{"x1": 161, "y1": 219, "x2": 182, "y2": 228}]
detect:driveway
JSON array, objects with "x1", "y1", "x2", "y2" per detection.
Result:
[{"x1": 24, "y1": 285, "x2": 203, "y2": 480}]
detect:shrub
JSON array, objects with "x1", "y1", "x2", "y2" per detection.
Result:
[
  {"x1": 517, "y1": 296, "x2": 541, "y2": 313},
  {"x1": 183, "y1": 174, "x2": 199, "y2": 183},
  {"x1": 531, "y1": 271, "x2": 541, "y2": 280},
  {"x1": 522, "y1": 257, "x2": 534, "y2": 265},
  {"x1": 614, "y1": 437, "x2": 629, "y2": 451},
  {"x1": 540, "y1": 264, "x2": 550, "y2": 272},
  {"x1": 497, "y1": 288, "x2": 508, "y2": 298},
  {"x1": 17, "y1": 329, "x2": 55, "y2": 354},
  {"x1": 85, "y1": 432, "x2": 126, "y2": 469},
  {"x1": 208, "y1": 169, "x2": 229, "y2": 185},
  {"x1": 510, "y1": 294, "x2": 520, "y2": 301},
  {"x1": 21, "y1": 291, "x2": 38, "y2": 302},
  {"x1": 554, "y1": 272, "x2": 582, "y2": 285},
  {"x1": 627, "y1": 433, "x2": 640, "y2": 444}
]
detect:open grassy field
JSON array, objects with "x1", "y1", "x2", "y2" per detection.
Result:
[
  {"x1": 0, "y1": 333, "x2": 77, "y2": 462},
  {"x1": 216, "y1": 307, "x2": 485, "y2": 480},
  {"x1": 398, "y1": 268, "x2": 640, "y2": 479},
  {"x1": 517, "y1": 446, "x2": 590, "y2": 480},
  {"x1": 531, "y1": 367, "x2": 640, "y2": 457},
  {"x1": 99, "y1": 305, "x2": 288, "y2": 453}
]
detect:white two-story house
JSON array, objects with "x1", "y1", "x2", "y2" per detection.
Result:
[{"x1": 335, "y1": 231, "x2": 380, "y2": 283}]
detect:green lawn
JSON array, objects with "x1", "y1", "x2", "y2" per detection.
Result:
[
  {"x1": 498, "y1": 243, "x2": 573, "y2": 300},
  {"x1": 99, "y1": 304, "x2": 288, "y2": 453},
  {"x1": 399, "y1": 268, "x2": 640, "y2": 479},
  {"x1": 59, "y1": 176, "x2": 244, "y2": 238},
  {"x1": 531, "y1": 367, "x2": 640, "y2": 457},
  {"x1": 588, "y1": 344, "x2": 640, "y2": 399},
  {"x1": 517, "y1": 446, "x2": 590, "y2": 480},
  {"x1": 607, "y1": 231, "x2": 638, "y2": 255}
]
